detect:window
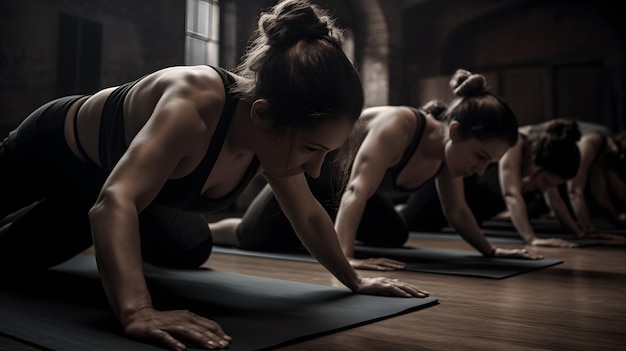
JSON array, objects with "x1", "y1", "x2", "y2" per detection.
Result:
[{"x1": 185, "y1": 0, "x2": 219, "y2": 66}]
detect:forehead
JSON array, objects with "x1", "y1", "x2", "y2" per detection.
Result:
[
  {"x1": 464, "y1": 138, "x2": 510, "y2": 158},
  {"x1": 298, "y1": 118, "x2": 355, "y2": 148}
]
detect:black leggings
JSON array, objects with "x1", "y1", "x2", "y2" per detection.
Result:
[
  {"x1": 401, "y1": 164, "x2": 550, "y2": 231},
  {"x1": 0, "y1": 96, "x2": 212, "y2": 273},
  {"x1": 236, "y1": 183, "x2": 409, "y2": 251}
]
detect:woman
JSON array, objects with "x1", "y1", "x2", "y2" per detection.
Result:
[
  {"x1": 531, "y1": 121, "x2": 626, "y2": 239},
  {"x1": 0, "y1": 1, "x2": 427, "y2": 350},
  {"x1": 404, "y1": 118, "x2": 588, "y2": 247},
  {"x1": 211, "y1": 68, "x2": 543, "y2": 272}
]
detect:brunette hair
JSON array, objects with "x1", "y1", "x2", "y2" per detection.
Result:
[
  {"x1": 526, "y1": 118, "x2": 582, "y2": 179},
  {"x1": 442, "y1": 69, "x2": 518, "y2": 147},
  {"x1": 232, "y1": 0, "x2": 364, "y2": 131}
]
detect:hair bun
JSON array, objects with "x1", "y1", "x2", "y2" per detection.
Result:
[
  {"x1": 420, "y1": 99, "x2": 448, "y2": 120},
  {"x1": 450, "y1": 68, "x2": 487, "y2": 97},
  {"x1": 261, "y1": 0, "x2": 333, "y2": 49},
  {"x1": 546, "y1": 118, "x2": 582, "y2": 144}
]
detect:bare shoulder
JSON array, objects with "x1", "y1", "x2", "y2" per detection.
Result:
[
  {"x1": 130, "y1": 66, "x2": 226, "y2": 117},
  {"x1": 362, "y1": 106, "x2": 417, "y2": 134},
  {"x1": 580, "y1": 132, "x2": 604, "y2": 147}
]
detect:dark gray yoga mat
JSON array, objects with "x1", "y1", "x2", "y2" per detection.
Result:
[
  {"x1": 480, "y1": 219, "x2": 626, "y2": 235},
  {"x1": 428, "y1": 229, "x2": 604, "y2": 247},
  {"x1": 0, "y1": 254, "x2": 437, "y2": 351},
  {"x1": 213, "y1": 245, "x2": 563, "y2": 279}
]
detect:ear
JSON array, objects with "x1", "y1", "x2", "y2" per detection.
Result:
[
  {"x1": 448, "y1": 121, "x2": 463, "y2": 142},
  {"x1": 250, "y1": 99, "x2": 272, "y2": 129}
]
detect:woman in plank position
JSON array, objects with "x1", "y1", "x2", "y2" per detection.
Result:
[{"x1": 0, "y1": 1, "x2": 427, "y2": 350}]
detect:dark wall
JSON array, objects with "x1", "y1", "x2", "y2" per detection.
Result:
[
  {"x1": 0, "y1": 0, "x2": 185, "y2": 136},
  {"x1": 3, "y1": 0, "x2": 624, "y2": 136},
  {"x1": 402, "y1": 0, "x2": 626, "y2": 129}
]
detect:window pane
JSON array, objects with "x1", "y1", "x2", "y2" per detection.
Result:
[
  {"x1": 186, "y1": 0, "x2": 195, "y2": 32},
  {"x1": 185, "y1": 0, "x2": 219, "y2": 66},
  {"x1": 186, "y1": 37, "x2": 206, "y2": 65},
  {"x1": 209, "y1": 2, "x2": 219, "y2": 41},
  {"x1": 197, "y1": 1, "x2": 209, "y2": 37},
  {"x1": 208, "y1": 41, "x2": 219, "y2": 66}
]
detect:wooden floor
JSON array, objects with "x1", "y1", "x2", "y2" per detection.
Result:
[{"x1": 1, "y1": 234, "x2": 625, "y2": 351}]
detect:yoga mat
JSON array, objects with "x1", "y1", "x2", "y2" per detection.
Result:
[
  {"x1": 0, "y1": 254, "x2": 438, "y2": 351},
  {"x1": 480, "y1": 219, "x2": 626, "y2": 235},
  {"x1": 213, "y1": 245, "x2": 563, "y2": 279},
  {"x1": 430, "y1": 229, "x2": 603, "y2": 247}
]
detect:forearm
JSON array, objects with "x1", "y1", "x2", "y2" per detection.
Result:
[
  {"x1": 547, "y1": 190, "x2": 586, "y2": 237},
  {"x1": 568, "y1": 190, "x2": 594, "y2": 232},
  {"x1": 447, "y1": 209, "x2": 494, "y2": 256},
  {"x1": 504, "y1": 194, "x2": 537, "y2": 243},
  {"x1": 295, "y1": 212, "x2": 361, "y2": 292},
  {"x1": 89, "y1": 200, "x2": 153, "y2": 324},
  {"x1": 334, "y1": 190, "x2": 368, "y2": 258}
]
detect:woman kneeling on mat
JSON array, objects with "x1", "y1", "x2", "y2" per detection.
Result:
[
  {"x1": 211, "y1": 68, "x2": 543, "y2": 272},
  {"x1": 0, "y1": 1, "x2": 428, "y2": 350}
]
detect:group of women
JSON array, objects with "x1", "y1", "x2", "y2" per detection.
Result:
[{"x1": 1, "y1": 0, "x2": 624, "y2": 350}]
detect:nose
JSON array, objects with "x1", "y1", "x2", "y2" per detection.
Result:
[{"x1": 303, "y1": 152, "x2": 326, "y2": 178}]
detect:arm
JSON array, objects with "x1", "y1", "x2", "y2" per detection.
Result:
[
  {"x1": 567, "y1": 134, "x2": 602, "y2": 232},
  {"x1": 266, "y1": 172, "x2": 428, "y2": 297},
  {"x1": 90, "y1": 80, "x2": 231, "y2": 350},
  {"x1": 334, "y1": 108, "x2": 413, "y2": 270},
  {"x1": 604, "y1": 170, "x2": 626, "y2": 227},
  {"x1": 498, "y1": 140, "x2": 538, "y2": 244},
  {"x1": 499, "y1": 140, "x2": 576, "y2": 248},
  {"x1": 542, "y1": 187, "x2": 586, "y2": 238},
  {"x1": 436, "y1": 167, "x2": 542, "y2": 259}
]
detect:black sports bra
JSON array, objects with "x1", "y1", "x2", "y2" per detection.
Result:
[
  {"x1": 378, "y1": 107, "x2": 444, "y2": 193},
  {"x1": 99, "y1": 65, "x2": 259, "y2": 212}
]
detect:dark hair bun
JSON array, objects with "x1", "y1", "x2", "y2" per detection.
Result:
[
  {"x1": 545, "y1": 118, "x2": 582, "y2": 144},
  {"x1": 450, "y1": 68, "x2": 487, "y2": 97},
  {"x1": 421, "y1": 99, "x2": 448, "y2": 120},
  {"x1": 261, "y1": 0, "x2": 333, "y2": 49}
]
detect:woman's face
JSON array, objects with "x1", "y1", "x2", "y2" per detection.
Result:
[
  {"x1": 259, "y1": 117, "x2": 354, "y2": 179},
  {"x1": 521, "y1": 170, "x2": 566, "y2": 192},
  {"x1": 444, "y1": 124, "x2": 510, "y2": 178}
]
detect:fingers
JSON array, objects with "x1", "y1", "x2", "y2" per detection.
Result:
[
  {"x1": 352, "y1": 258, "x2": 406, "y2": 271},
  {"x1": 127, "y1": 309, "x2": 231, "y2": 351},
  {"x1": 359, "y1": 277, "x2": 429, "y2": 298},
  {"x1": 368, "y1": 258, "x2": 405, "y2": 270}
]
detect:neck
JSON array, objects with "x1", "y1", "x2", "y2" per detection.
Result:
[
  {"x1": 424, "y1": 119, "x2": 449, "y2": 161},
  {"x1": 225, "y1": 99, "x2": 256, "y2": 155}
]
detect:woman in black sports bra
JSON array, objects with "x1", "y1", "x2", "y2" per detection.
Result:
[
  {"x1": 212, "y1": 68, "x2": 543, "y2": 271},
  {"x1": 0, "y1": 1, "x2": 428, "y2": 350}
]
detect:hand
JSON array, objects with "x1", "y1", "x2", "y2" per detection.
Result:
[
  {"x1": 493, "y1": 247, "x2": 544, "y2": 260},
  {"x1": 123, "y1": 307, "x2": 231, "y2": 351},
  {"x1": 584, "y1": 231, "x2": 626, "y2": 241},
  {"x1": 348, "y1": 257, "x2": 406, "y2": 271},
  {"x1": 530, "y1": 237, "x2": 578, "y2": 248},
  {"x1": 356, "y1": 277, "x2": 429, "y2": 298}
]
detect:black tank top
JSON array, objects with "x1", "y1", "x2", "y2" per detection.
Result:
[
  {"x1": 99, "y1": 66, "x2": 259, "y2": 212},
  {"x1": 378, "y1": 107, "x2": 444, "y2": 193}
]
